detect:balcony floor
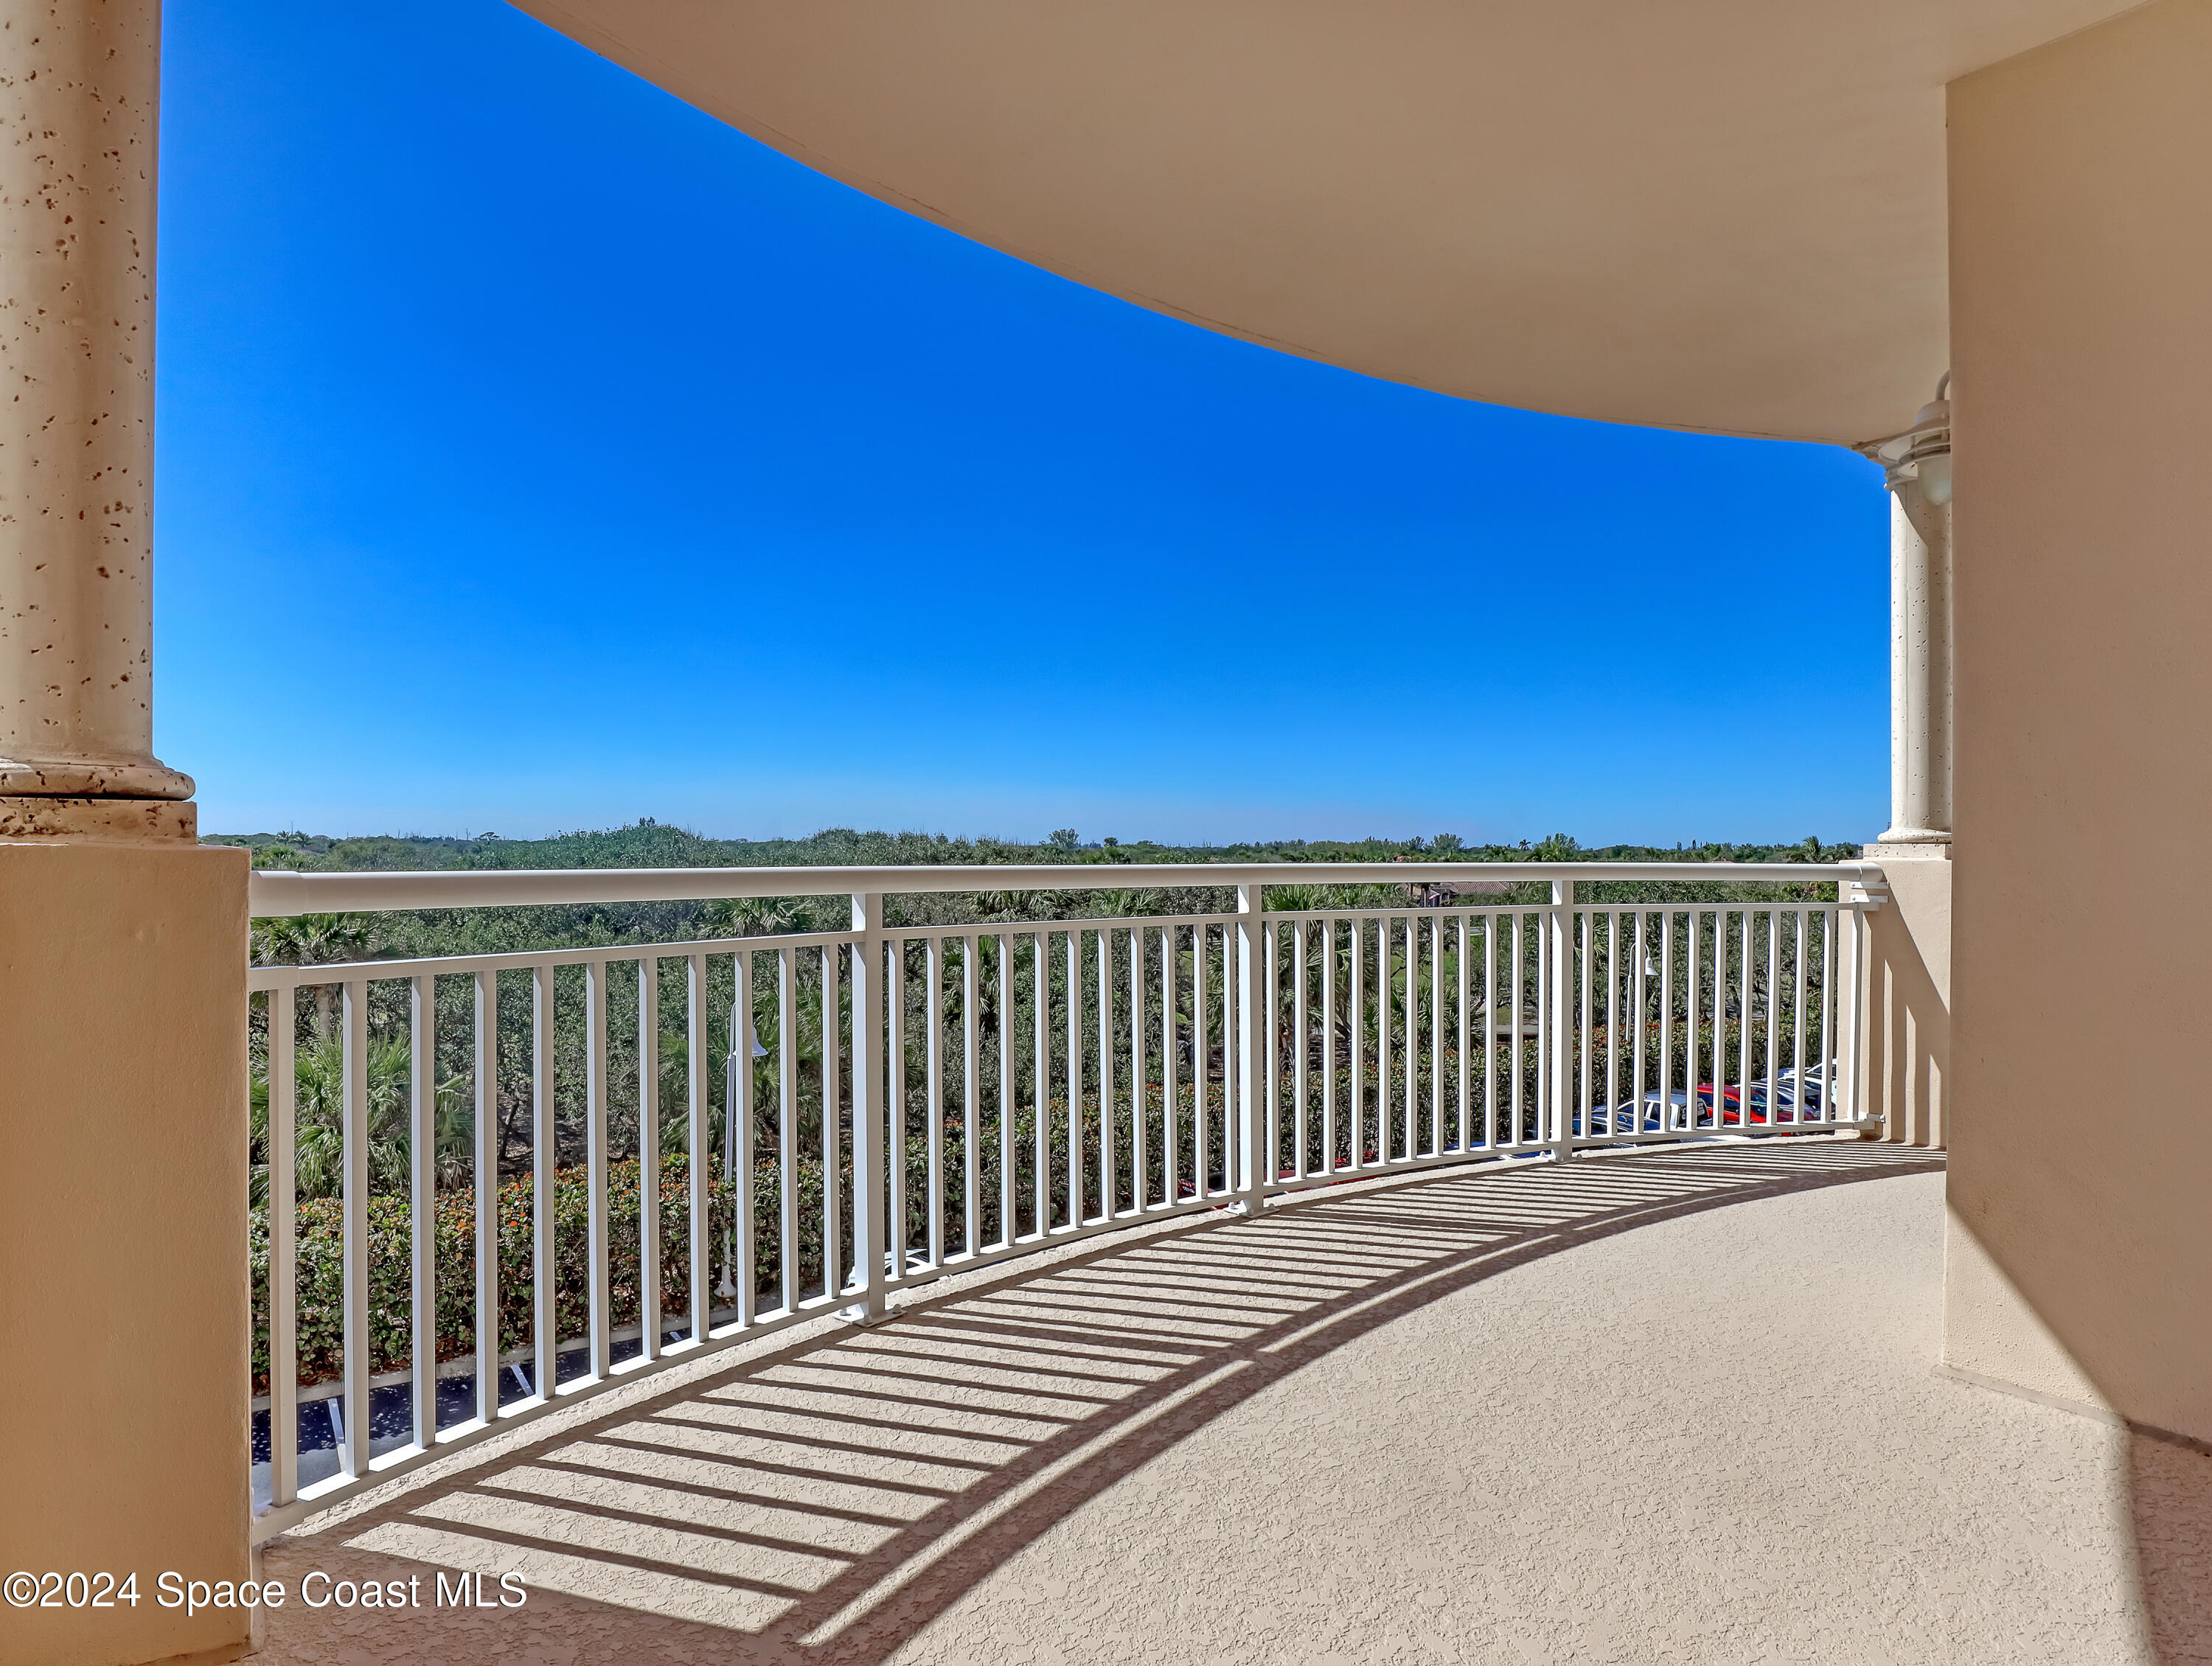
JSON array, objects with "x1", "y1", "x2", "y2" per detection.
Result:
[{"x1": 256, "y1": 1143, "x2": 2211, "y2": 1665}]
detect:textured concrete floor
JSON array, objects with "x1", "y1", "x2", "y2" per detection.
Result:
[{"x1": 256, "y1": 1143, "x2": 2211, "y2": 1664}]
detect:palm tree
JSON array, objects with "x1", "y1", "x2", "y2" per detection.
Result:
[
  {"x1": 700, "y1": 896, "x2": 815, "y2": 937},
  {"x1": 248, "y1": 1031, "x2": 467, "y2": 1206},
  {"x1": 252, "y1": 913, "x2": 375, "y2": 1038}
]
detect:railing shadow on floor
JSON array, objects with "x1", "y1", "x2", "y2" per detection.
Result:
[{"x1": 257, "y1": 1143, "x2": 1942, "y2": 1665}]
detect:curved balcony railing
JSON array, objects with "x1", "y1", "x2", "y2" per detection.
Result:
[{"x1": 244, "y1": 860, "x2": 1884, "y2": 1541}]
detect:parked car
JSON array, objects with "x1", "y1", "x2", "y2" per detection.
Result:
[{"x1": 1742, "y1": 1064, "x2": 1830, "y2": 1123}]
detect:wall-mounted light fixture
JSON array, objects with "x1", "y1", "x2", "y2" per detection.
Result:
[{"x1": 1854, "y1": 374, "x2": 1952, "y2": 501}]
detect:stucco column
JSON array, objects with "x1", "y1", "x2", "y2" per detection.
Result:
[
  {"x1": 1868, "y1": 401, "x2": 1953, "y2": 851},
  {"x1": 1851, "y1": 402, "x2": 1953, "y2": 1150},
  {"x1": 1, "y1": 0, "x2": 193, "y2": 827},
  {"x1": 0, "y1": 6, "x2": 251, "y2": 1663}
]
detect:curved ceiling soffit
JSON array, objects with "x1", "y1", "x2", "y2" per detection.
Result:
[{"x1": 510, "y1": 0, "x2": 2140, "y2": 447}]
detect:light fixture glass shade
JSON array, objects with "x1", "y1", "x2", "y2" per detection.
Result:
[{"x1": 1918, "y1": 452, "x2": 1953, "y2": 506}]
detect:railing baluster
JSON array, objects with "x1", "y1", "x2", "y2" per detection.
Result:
[
  {"x1": 924, "y1": 935, "x2": 944, "y2": 1268},
  {"x1": 1262, "y1": 910, "x2": 1279, "y2": 1188},
  {"x1": 268, "y1": 984, "x2": 298, "y2": 1506},
  {"x1": 686, "y1": 952, "x2": 710, "y2": 1342},
  {"x1": 1416, "y1": 916, "x2": 1433, "y2": 1150},
  {"x1": 585, "y1": 958, "x2": 611, "y2": 1381},
  {"x1": 1715, "y1": 909, "x2": 1731, "y2": 1123},
  {"x1": 1399, "y1": 915, "x2": 1413, "y2": 1160},
  {"x1": 1455, "y1": 913, "x2": 1470, "y2": 1152},
  {"x1": 963, "y1": 935, "x2": 980, "y2": 1253},
  {"x1": 1221, "y1": 922, "x2": 1236, "y2": 1188},
  {"x1": 473, "y1": 971, "x2": 498, "y2": 1420},
  {"x1": 1699, "y1": 911, "x2": 1717, "y2": 1132},
  {"x1": 1694, "y1": 909, "x2": 1710, "y2": 1129},
  {"x1": 1378, "y1": 916, "x2": 1391, "y2": 1161},
  {"x1": 1660, "y1": 913, "x2": 1676, "y2": 1132},
  {"x1": 1843, "y1": 898, "x2": 1864, "y2": 1131},
  {"x1": 1096, "y1": 927, "x2": 1114, "y2": 1219},
  {"x1": 532, "y1": 963, "x2": 556, "y2": 1400},
  {"x1": 779, "y1": 945, "x2": 799, "y2": 1312},
  {"x1": 1480, "y1": 915, "x2": 1496, "y2": 1148},
  {"x1": 1066, "y1": 929, "x2": 1084, "y2": 1227},
  {"x1": 1031, "y1": 930, "x2": 1047, "y2": 1237},
  {"x1": 1374, "y1": 916, "x2": 1389, "y2": 1161},
  {"x1": 1506, "y1": 913, "x2": 1523, "y2": 1146},
  {"x1": 997, "y1": 935, "x2": 1014, "y2": 1249},
  {"x1": 1381, "y1": 916, "x2": 1397, "y2": 1161},
  {"x1": 1162, "y1": 927, "x2": 1180, "y2": 1204},
  {"x1": 888, "y1": 934, "x2": 908, "y2": 1273},
  {"x1": 1533, "y1": 913, "x2": 1548, "y2": 1149},
  {"x1": 638, "y1": 958, "x2": 661, "y2": 1361},
  {"x1": 1610, "y1": 911, "x2": 1628, "y2": 1132},
  {"x1": 1576, "y1": 906, "x2": 1593, "y2": 1146},
  {"x1": 733, "y1": 949, "x2": 756, "y2": 1326},
  {"x1": 1407, "y1": 916, "x2": 1420, "y2": 1157},
  {"x1": 1738, "y1": 908, "x2": 1753, "y2": 1129},
  {"x1": 1604, "y1": 913, "x2": 1619, "y2": 1135},
  {"x1": 1631, "y1": 913, "x2": 1647, "y2": 1135},
  {"x1": 1765, "y1": 910, "x2": 1781, "y2": 1126},
  {"x1": 1236, "y1": 883, "x2": 1266, "y2": 1210},
  {"x1": 1551, "y1": 882, "x2": 1575, "y2": 1160},
  {"x1": 1818, "y1": 908, "x2": 1834, "y2": 1123},
  {"x1": 341, "y1": 978, "x2": 370, "y2": 1477},
  {"x1": 1129, "y1": 927, "x2": 1146, "y2": 1210},
  {"x1": 409, "y1": 973, "x2": 437, "y2": 1443},
  {"x1": 850, "y1": 893, "x2": 887, "y2": 1322},
  {"x1": 821, "y1": 944, "x2": 842, "y2": 1299},
  {"x1": 1293, "y1": 919, "x2": 1309, "y2": 1179},
  {"x1": 1787, "y1": 910, "x2": 1806, "y2": 1125},
  {"x1": 1349, "y1": 919, "x2": 1364, "y2": 1168},
  {"x1": 1322, "y1": 919, "x2": 1338, "y2": 1171},
  {"x1": 1192, "y1": 924, "x2": 1210, "y2": 1196},
  {"x1": 1433, "y1": 911, "x2": 1451, "y2": 1159}
]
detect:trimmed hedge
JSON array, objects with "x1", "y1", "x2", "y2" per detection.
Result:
[
  {"x1": 253, "y1": 1029, "x2": 1801, "y2": 1393},
  {"x1": 252, "y1": 1157, "x2": 773, "y2": 1393}
]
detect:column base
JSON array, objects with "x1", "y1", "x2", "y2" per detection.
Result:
[
  {"x1": 1862, "y1": 847, "x2": 1952, "y2": 1148},
  {"x1": 1865, "y1": 834, "x2": 1950, "y2": 861},
  {"x1": 0, "y1": 795, "x2": 197, "y2": 843},
  {"x1": 0, "y1": 752, "x2": 197, "y2": 801}
]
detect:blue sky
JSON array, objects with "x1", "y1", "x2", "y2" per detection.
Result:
[{"x1": 157, "y1": 0, "x2": 1888, "y2": 847}]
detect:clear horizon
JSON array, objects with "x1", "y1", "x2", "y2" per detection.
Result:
[
  {"x1": 158, "y1": 0, "x2": 1890, "y2": 848},
  {"x1": 198, "y1": 820, "x2": 1829, "y2": 852}
]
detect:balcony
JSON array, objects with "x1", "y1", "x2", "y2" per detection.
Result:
[
  {"x1": 240, "y1": 1137, "x2": 2205, "y2": 1663},
  {"x1": 245, "y1": 862, "x2": 1881, "y2": 1520},
  {"x1": 216, "y1": 859, "x2": 2212, "y2": 1662},
  {"x1": 15, "y1": 2, "x2": 2212, "y2": 1661}
]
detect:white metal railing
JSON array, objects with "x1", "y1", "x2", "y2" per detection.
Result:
[{"x1": 245, "y1": 860, "x2": 1883, "y2": 1540}]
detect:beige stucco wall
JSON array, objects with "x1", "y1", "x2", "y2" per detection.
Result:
[
  {"x1": 1944, "y1": 0, "x2": 2212, "y2": 1440},
  {"x1": 0, "y1": 841, "x2": 251, "y2": 1665}
]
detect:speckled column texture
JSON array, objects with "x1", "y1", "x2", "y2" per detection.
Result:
[
  {"x1": 256, "y1": 1144, "x2": 2210, "y2": 1665},
  {"x1": 0, "y1": 0, "x2": 193, "y2": 798}
]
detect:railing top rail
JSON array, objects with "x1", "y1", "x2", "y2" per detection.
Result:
[
  {"x1": 247, "y1": 860, "x2": 1879, "y2": 918},
  {"x1": 247, "y1": 908, "x2": 1239, "y2": 988},
  {"x1": 249, "y1": 887, "x2": 1868, "y2": 985}
]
